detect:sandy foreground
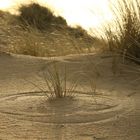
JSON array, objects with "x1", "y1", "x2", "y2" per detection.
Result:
[{"x1": 0, "y1": 52, "x2": 139, "y2": 140}]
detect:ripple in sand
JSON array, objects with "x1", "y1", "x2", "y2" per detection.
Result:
[{"x1": 0, "y1": 92, "x2": 132, "y2": 124}]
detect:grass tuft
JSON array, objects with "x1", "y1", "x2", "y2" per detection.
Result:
[
  {"x1": 25, "y1": 63, "x2": 79, "y2": 100},
  {"x1": 104, "y1": 0, "x2": 140, "y2": 63},
  {"x1": 41, "y1": 63, "x2": 79, "y2": 99}
]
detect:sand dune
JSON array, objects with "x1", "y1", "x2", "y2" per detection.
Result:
[{"x1": 0, "y1": 52, "x2": 139, "y2": 140}]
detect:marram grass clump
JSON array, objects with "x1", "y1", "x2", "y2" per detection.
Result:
[
  {"x1": 44, "y1": 64, "x2": 78, "y2": 99},
  {"x1": 29, "y1": 63, "x2": 79, "y2": 100},
  {"x1": 104, "y1": 0, "x2": 140, "y2": 63}
]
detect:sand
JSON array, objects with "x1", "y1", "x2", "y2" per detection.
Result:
[{"x1": 0, "y1": 52, "x2": 139, "y2": 140}]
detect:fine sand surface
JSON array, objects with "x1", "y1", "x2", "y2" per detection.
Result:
[{"x1": 0, "y1": 52, "x2": 139, "y2": 140}]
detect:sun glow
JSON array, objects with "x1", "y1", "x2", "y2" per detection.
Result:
[
  {"x1": 41, "y1": 0, "x2": 113, "y2": 29},
  {"x1": 0, "y1": 0, "x2": 13, "y2": 10},
  {"x1": 0, "y1": 0, "x2": 114, "y2": 30}
]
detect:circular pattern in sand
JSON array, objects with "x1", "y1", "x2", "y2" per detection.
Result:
[{"x1": 0, "y1": 92, "x2": 132, "y2": 124}]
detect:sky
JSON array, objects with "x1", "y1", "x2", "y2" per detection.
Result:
[{"x1": 0, "y1": 0, "x2": 114, "y2": 30}]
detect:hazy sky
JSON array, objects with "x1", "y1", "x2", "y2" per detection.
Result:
[{"x1": 0, "y1": 0, "x2": 114, "y2": 30}]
